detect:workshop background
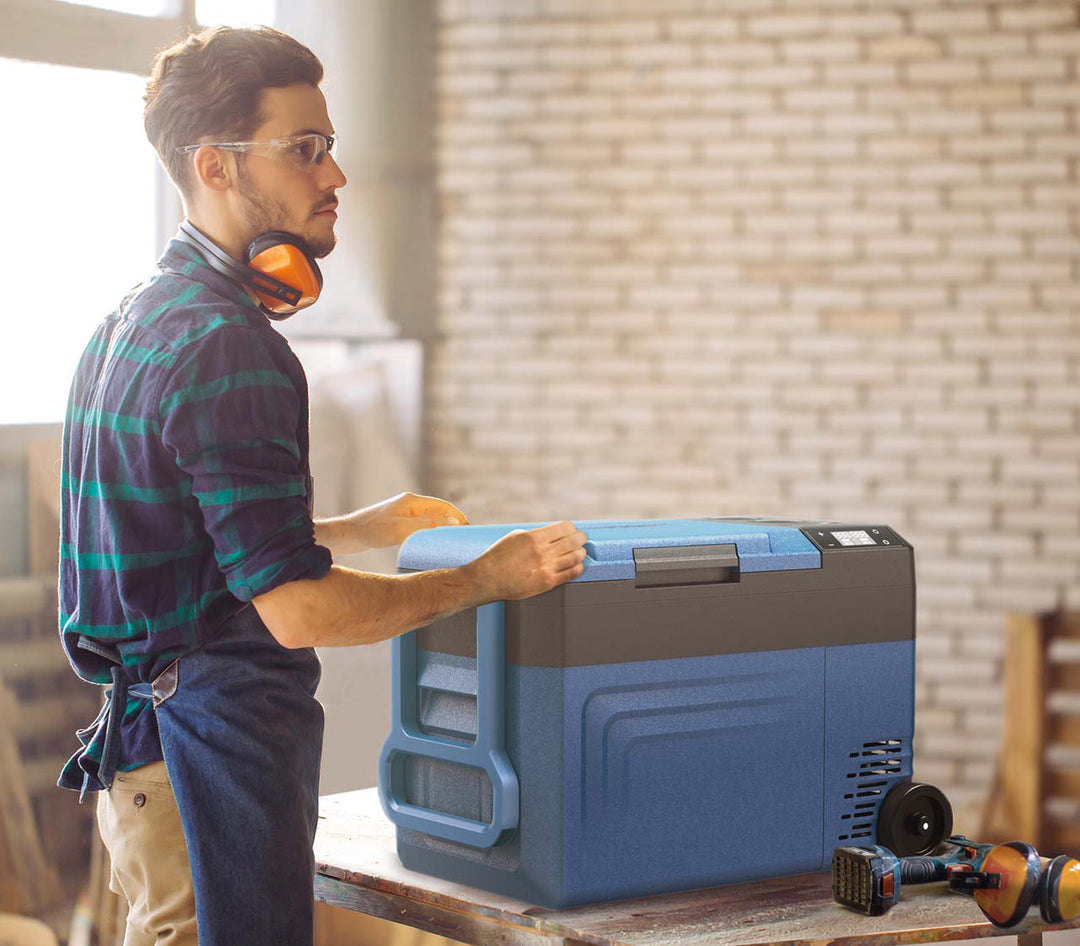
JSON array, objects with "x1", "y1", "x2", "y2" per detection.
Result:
[{"x1": 0, "y1": 0, "x2": 1077, "y2": 943}]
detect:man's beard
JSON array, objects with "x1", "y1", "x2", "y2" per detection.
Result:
[{"x1": 237, "y1": 161, "x2": 336, "y2": 259}]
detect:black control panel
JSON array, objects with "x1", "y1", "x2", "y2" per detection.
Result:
[{"x1": 800, "y1": 524, "x2": 907, "y2": 551}]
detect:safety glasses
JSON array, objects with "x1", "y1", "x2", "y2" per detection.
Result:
[
  {"x1": 949, "y1": 842, "x2": 1080, "y2": 928},
  {"x1": 175, "y1": 133, "x2": 336, "y2": 173}
]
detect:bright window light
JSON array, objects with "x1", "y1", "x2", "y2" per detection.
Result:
[
  {"x1": 197, "y1": 0, "x2": 276, "y2": 26},
  {"x1": 60, "y1": 0, "x2": 170, "y2": 15},
  {"x1": 0, "y1": 59, "x2": 158, "y2": 425}
]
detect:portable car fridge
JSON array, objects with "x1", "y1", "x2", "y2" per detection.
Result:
[{"x1": 378, "y1": 518, "x2": 915, "y2": 908}]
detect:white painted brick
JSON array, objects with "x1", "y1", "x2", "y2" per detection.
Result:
[
  {"x1": 786, "y1": 137, "x2": 859, "y2": 160},
  {"x1": 868, "y1": 34, "x2": 942, "y2": 60},
  {"x1": 905, "y1": 59, "x2": 983, "y2": 85},
  {"x1": 667, "y1": 17, "x2": 740, "y2": 40},
  {"x1": 1034, "y1": 32, "x2": 1080, "y2": 55},
  {"x1": 864, "y1": 235, "x2": 941, "y2": 259},
  {"x1": 700, "y1": 90, "x2": 773, "y2": 112},
  {"x1": 782, "y1": 186, "x2": 856, "y2": 209},
  {"x1": 947, "y1": 33, "x2": 1029, "y2": 57},
  {"x1": 582, "y1": 19, "x2": 659, "y2": 43},
  {"x1": 867, "y1": 136, "x2": 943, "y2": 160},
  {"x1": 1030, "y1": 82, "x2": 1080, "y2": 105},
  {"x1": 956, "y1": 285, "x2": 1036, "y2": 308},
  {"x1": 825, "y1": 12, "x2": 904, "y2": 35},
  {"x1": 824, "y1": 111, "x2": 898, "y2": 135},
  {"x1": 747, "y1": 13, "x2": 824, "y2": 37},
  {"x1": 949, "y1": 134, "x2": 1026, "y2": 158},
  {"x1": 824, "y1": 62, "x2": 898, "y2": 84},
  {"x1": 739, "y1": 64, "x2": 819, "y2": 88},
  {"x1": 991, "y1": 109, "x2": 1068, "y2": 132},
  {"x1": 782, "y1": 38, "x2": 859, "y2": 62},
  {"x1": 864, "y1": 187, "x2": 942, "y2": 209},
  {"x1": 743, "y1": 162, "x2": 818, "y2": 184},
  {"x1": 656, "y1": 69, "x2": 735, "y2": 91},
  {"x1": 989, "y1": 57, "x2": 1068, "y2": 81},
  {"x1": 1034, "y1": 135, "x2": 1080, "y2": 157},
  {"x1": 997, "y1": 4, "x2": 1078, "y2": 30},
  {"x1": 872, "y1": 285, "x2": 949, "y2": 308},
  {"x1": 699, "y1": 42, "x2": 778, "y2": 65},
  {"x1": 908, "y1": 260, "x2": 986, "y2": 283},
  {"x1": 915, "y1": 9, "x2": 993, "y2": 33},
  {"x1": 580, "y1": 119, "x2": 655, "y2": 142},
  {"x1": 783, "y1": 87, "x2": 857, "y2": 110},
  {"x1": 621, "y1": 43, "x2": 699, "y2": 67},
  {"x1": 949, "y1": 235, "x2": 1025, "y2": 258},
  {"x1": 905, "y1": 161, "x2": 983, "y2": 185},
  {"x1": 907, "y1": 109, "x2": 982, "y2": 134}
]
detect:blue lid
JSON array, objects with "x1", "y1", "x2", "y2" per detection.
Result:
[{"x1": 398, "y1": 519, "x2": 820, "y2": 581}]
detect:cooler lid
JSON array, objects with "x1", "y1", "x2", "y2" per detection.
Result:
[{"x1": 397, "y1": 518, "x2": 820, "y2": 582}]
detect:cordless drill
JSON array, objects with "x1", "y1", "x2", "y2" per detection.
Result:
[{"x1": 833, "y1": 836, "x2": 994, "y2": 916}]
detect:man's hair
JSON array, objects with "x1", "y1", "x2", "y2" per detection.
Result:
[{"x1": 144, "y1": 26, "x2": 323, "y2": 198}]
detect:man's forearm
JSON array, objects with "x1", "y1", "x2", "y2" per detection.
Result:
[
  {"x1": 313, "y1": 511, "x2": 369, "y2": 558},
  {"x1": 253, "y1": 563, "x2": 484, "y2": 649}
]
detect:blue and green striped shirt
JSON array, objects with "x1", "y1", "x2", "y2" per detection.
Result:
[{"x1": 58, "y1": 237, "x2": 332, "y2": 788}]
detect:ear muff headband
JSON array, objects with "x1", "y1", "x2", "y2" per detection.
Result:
[{"x1": 176, "y1": 220, "x2": 321, "y2": 321}]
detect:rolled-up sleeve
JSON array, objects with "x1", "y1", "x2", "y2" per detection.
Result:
[{"x1": 159, "y1": 326, "x2": 332, "y2": 601}]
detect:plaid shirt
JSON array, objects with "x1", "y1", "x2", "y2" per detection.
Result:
[{"x1": 58, "y1": 236, "x2": 332, "y2": 790}]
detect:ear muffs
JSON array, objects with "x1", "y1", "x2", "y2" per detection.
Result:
[
  {"x1": 176, "y1": 220, "x2": 322, "y2": 321},
  {"x1": 244, "y1": 231, "x2": 323, "y2": 320}
]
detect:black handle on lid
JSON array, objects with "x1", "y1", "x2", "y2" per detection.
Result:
[{"x1": 632, "y1": 544, "x2": 740, "y2": 588}]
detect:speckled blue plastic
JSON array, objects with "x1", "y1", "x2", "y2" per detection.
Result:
[
  {"x1": 380, "y1": 519, "x2": 914, "y2": 908},
  {"x1": 398, "y1": 518, "x2": 820, "y2": 578}
]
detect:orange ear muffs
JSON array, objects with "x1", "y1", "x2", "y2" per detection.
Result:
[
  {"x1": 1040, "y1": 854, "x2": 1080, "y2": 923},
  {"x1": 244, "y1": 231, "x2": 323, "y2": 320}
]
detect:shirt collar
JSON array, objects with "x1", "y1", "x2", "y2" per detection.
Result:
[{"x1": 159, "y1": 234, "x2": 264, "y2": 316}]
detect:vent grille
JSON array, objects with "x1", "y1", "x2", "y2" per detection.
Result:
[{"x1": 835, "y1": 738, "x2": 907, "y2": 842}]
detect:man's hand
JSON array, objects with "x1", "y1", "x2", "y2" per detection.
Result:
[
  {"x1": 355, "y1": 491, "x2": 469, "y2": 549},
  {"x1": 315, "y1": 491, "x2": 467, "y2": 557},
  {"x1": 464, "y1": 521, "x2": 588, "y2": 602}
]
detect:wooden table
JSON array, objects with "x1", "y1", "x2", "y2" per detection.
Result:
[{"x1": 314, "y1": 789, "x2": 1074, "y2": 946}]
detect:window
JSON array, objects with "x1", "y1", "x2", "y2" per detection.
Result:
[
  {"x1": 0, "y1": 58, "x2": 158, "y2": 425},
  {"x1": 0, "y1": 0, "x2": 280, "y2": 424}
]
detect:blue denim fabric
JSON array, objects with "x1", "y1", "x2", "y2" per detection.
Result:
[{"x1": 154, "y1": 604, "x2": 324, "y2": 946}]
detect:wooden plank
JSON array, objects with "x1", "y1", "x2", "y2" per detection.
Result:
[
  {"x1": 315, "y1": 789, "x2": 1075, "y2": 946},
  {"x1": 0, "y1": 575, "x2": 54, "y2": 624},
  {"x1": 0, "y1": 639, "x2": 70, "y2": 681},
  {"x1": 26, "y1": 437, "x2": 62, "y2": 579},
  {"x1": 0, "y1": 682, "x2": 61, "y2": 913},
  {"x1": 997, "y1": 612, "x2": 1046, "y2": 846}
]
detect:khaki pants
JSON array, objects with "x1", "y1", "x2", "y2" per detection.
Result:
[{"x1": 96, "y1": 761, "x2": 197, "y2": 946}]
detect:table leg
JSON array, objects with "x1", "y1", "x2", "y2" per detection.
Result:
[{"x1": 1017, "y1": 933, "x2": 1042, "y2": 946}]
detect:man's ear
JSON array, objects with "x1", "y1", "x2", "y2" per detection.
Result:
[{"x1": 191, "y1": 145, "x2": 235, "y2": 193}]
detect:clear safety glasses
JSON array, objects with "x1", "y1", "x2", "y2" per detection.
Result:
[{"x1": 176, "y1": 133, "x2": 337, "y2": 173}]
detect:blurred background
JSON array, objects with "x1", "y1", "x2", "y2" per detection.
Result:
[{"x1": 0, "y1": 0, "x2": 1077, "y2": 943}]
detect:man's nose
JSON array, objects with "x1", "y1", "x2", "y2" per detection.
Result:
[{"x1": 318, "y1": 153, "x2": 347, "y2": 189}]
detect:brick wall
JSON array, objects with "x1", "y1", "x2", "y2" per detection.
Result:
[{"x1": 429, "y1": 0, "x2": 1080, "y2": 827}]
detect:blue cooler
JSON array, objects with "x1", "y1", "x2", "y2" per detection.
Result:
[{"x1": 378, "y1": 518, "x2": 915, "y2": 907}]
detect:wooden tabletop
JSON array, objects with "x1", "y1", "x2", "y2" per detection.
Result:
[{"x1": 314, "y1": 789, "x2": 1072, "y2": 946}]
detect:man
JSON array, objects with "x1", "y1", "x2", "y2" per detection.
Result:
[{"x1": 58, "y1": 25, "x2": 587, "y2": 946}]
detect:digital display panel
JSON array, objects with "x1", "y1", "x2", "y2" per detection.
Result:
[{"x1": 832, "y1": 530, "x2": 875, "y2": 546}]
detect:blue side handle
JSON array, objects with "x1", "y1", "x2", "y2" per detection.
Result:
[{"x1": 378, "y1": 602, "x2": 519, "y2": 848}]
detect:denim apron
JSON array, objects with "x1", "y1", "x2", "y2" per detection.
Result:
[{"x1": 147, "y1": 603, "x2": 324, "y2": 946}]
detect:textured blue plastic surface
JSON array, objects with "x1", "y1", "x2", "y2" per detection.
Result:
[
  {"x1": 399, "y1": 519, "x2": 820, "y2": 579},
  {"x1": 390, "y1": 641, "x2": 914, "y2": 906},
  {"x1": 378, "y1": 602, "x2": 519, "y2": 848}
]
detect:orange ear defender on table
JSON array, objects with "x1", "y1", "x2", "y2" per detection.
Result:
[{"x1": 177, "y1": 220, "x2": 323, "y2": 320}]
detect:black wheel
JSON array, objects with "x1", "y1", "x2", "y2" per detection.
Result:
[{"x1": 876, "y1": 781, "x2": 953, "y2": 857}]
